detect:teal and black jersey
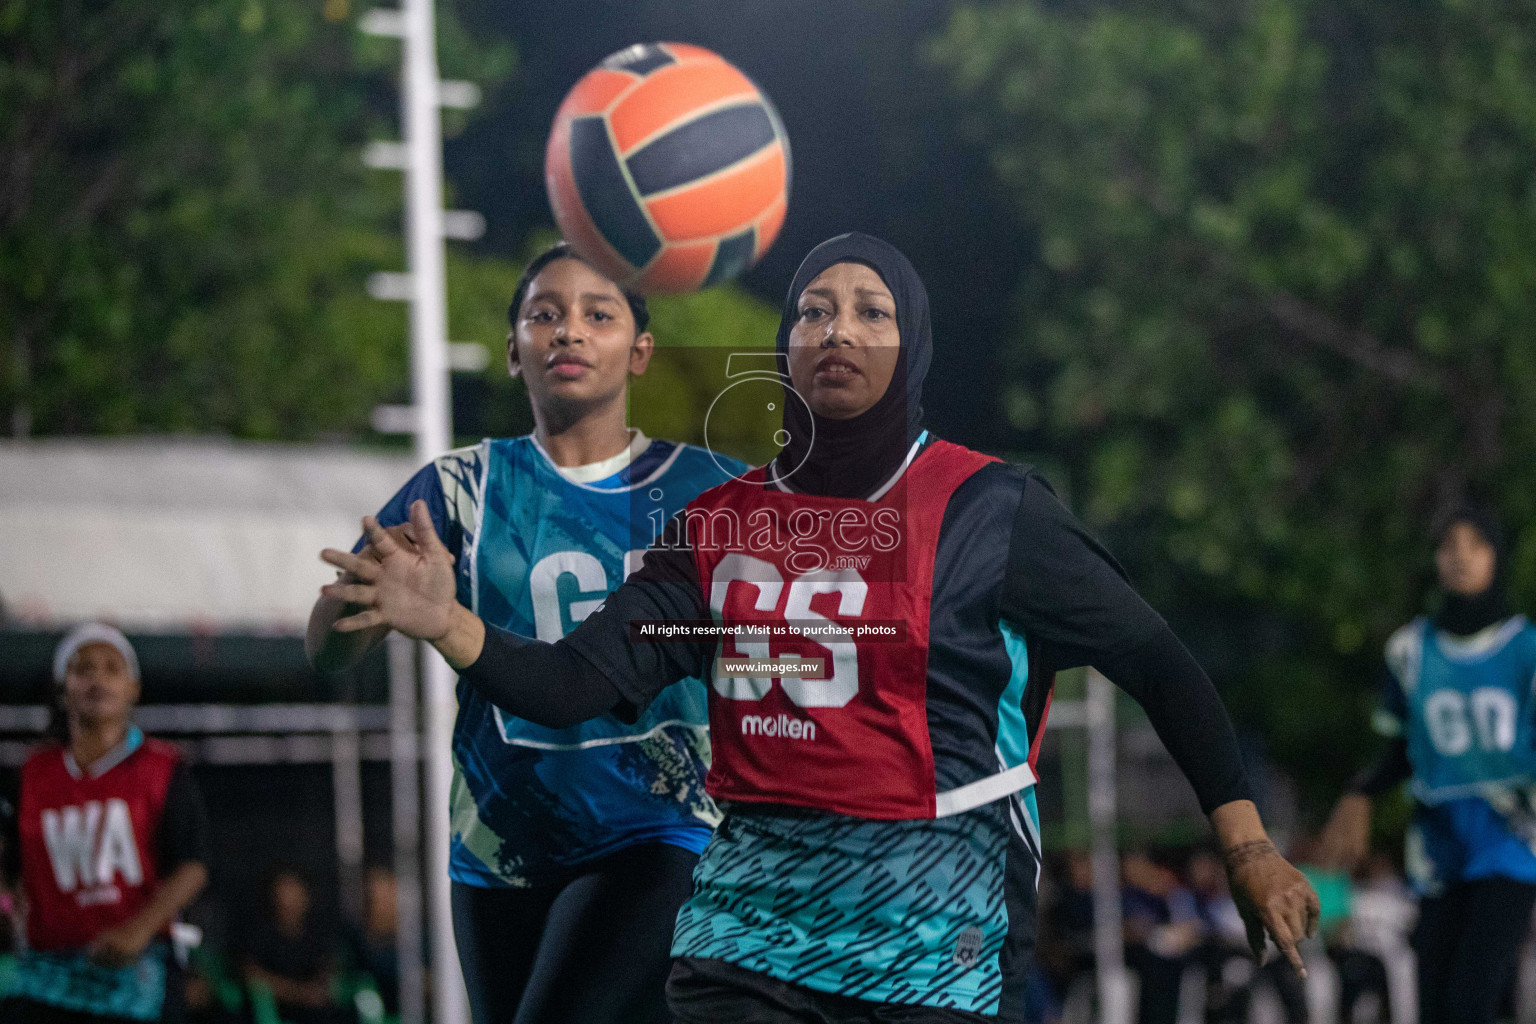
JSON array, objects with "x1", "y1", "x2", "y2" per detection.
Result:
[
  {"x1": 549, "y1": 443, "x2": 1250, "y2": 1019},
  {"x1": 365, "y1": 431, "x2": 746, "y2": 887}
]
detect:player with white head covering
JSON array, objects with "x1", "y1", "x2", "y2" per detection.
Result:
[{"x1": 3, "y1": 624, "x2": 209, "y2": 1024}]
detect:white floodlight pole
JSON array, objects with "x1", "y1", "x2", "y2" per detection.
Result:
[
  {"x1": 361, "y1": 0, "x2": 467, "y2": 1020},
  {"x1": 387, "y1": 635, "x2": 426, "y2": 1024},
  {"x1": 1086, "y1": 669, "x2": 1130, "y2": 1024},
  {"x1": 400, "y1": 0, "x2": 450, "y2": 462},
  {"x1": 399, "y1": 0, "x2": 467, "y2": 1019}
]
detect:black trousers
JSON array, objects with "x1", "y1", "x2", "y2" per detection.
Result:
[
  {"x1": 451, "y1": 842, "x2": 699, "y2": 1024},
  {"x1": 1332, "y1": 949, "x2": 1390, "y2": 1024},
  {"x1": 666, "y1": 957, "x2": 1000, "y2": 1024},
  {"x1": 1413, "y1": 876, "x2": 1536, "y2": 1024}
]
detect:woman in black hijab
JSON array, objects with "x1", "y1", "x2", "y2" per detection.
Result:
[
  {"x1": 767, "y1": 232, "x2": 930, "y2": 499},
  {"x1": 1321, "y1": 503, "x2": 1536, "y2": 1024},
  {"x1": 321, "y1": 233, "x2": 1316, "y2": 1022}
]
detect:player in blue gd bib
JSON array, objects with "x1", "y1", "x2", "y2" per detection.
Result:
[
  {"x1": 306, "y1": 244, "x2": 745, "y2": 1024},
  {"x1": 1322, "y1": 503, "x2": 1536, "y2": 1024}
]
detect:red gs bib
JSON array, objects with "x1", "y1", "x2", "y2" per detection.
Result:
[{"x1": 690, "y1": 440, "x2": 998, "y2": 819}]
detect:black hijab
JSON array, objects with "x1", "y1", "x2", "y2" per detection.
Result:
[
  {"x1": 1432, "y1": 501, "x2": 1510, "y2": 636},
  {"x1": 769, "y1": 233, "x2": 932, "y2": 498}
]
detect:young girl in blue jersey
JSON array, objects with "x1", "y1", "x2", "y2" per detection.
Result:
[
  {"x1": 306, "y1": 244, "x2": 745, "y2": 1024},
  {"x1": 321, "y1": 233, "x2": 1319, "y2": 1023},
  {"x1": 1321, "y1": 505, "x2": 1536, "y2": 1024}
]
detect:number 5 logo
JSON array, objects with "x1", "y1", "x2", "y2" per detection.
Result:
[{"x1": 710, "y1": 553, "x2": 867, "y2": 708}]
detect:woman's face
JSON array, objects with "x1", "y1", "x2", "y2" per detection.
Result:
[
  {"x1": 272, "y1": 873, "x2": 311, "y2": 930},
  {"x1": 1436, "y1": 521, "x2": 1497, "y2": 597},
  {"x1": 508, "y1": 257, "x2": 653, "y2": 417},
  {"x1": 62, "y1": 642, "x2": 139, "y2": 729},
  {"x1": 786, "y1": 262, "x2": 902, "y2": 420}
]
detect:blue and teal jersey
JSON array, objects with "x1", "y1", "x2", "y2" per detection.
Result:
[
  {"x1": 1377, "y1": 615, "x2": 1536, "y2": 891},
  {"x1": 1382, "y1": 615, "x2": 1536, "y2": 803},
  {"x1": 368, "y1": 431, "x2": 747, "y2": 887}
]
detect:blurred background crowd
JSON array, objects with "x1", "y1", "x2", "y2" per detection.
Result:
[{"x1": 0, "y1": 804, "x2": 1446, "y2": 1024}]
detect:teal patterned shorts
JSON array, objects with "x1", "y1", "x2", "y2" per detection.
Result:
[{"x1": 7, "y1": 944, "x2": 167, "y2": 1021}]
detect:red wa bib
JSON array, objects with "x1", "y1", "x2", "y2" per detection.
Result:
[
  {"x1": 689, "y1": 440, "x2": 998, "y2": 819},
  {"x1": 18, "y1": 739, "x2": 178, "y2": 951}
]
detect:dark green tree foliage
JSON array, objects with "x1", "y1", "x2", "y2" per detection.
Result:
[
  {"x1": 933, "y1": 0, "x2": 1536, "y2": 790},
  {"x1": 0, "y1": 0, "x2": 521, "y2": 440},
  {"x1": 3, "y1": 0, "x2": 402, "y2": 436},
  {"x1": 0, "y1": 0, "x2": 776, "y2": 446}
]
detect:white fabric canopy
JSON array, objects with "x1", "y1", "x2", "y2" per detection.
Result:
[{"x1": 0, "y1": 438, "x2": 417, "y2": 633}]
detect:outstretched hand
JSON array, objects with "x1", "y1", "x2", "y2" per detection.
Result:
[
  {"x1": 363, "y1": 522, "x2": 420, "y2": 563},
  {"x1": 1226, "y1": 838, "x2": 1321, "y2": 976},
  {"x1": 320, "y1": 500, "x2": 458, "y2": 642}
]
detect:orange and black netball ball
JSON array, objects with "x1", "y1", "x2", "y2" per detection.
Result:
[{"x1": 545, "y1": 42, "x2": 791, "y2": 293}]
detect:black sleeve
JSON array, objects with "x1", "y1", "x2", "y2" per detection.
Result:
[
  {"x1": 0, "y1": 769, "x2": 18, "y2": 886},
  {"x1": 461, "y1": 514, "x2": 712, "y2": 724},
  {"x1": 1093, "y1": 630, "x2": 1254, "y2": 813},
  {"x1": 999, "y1": 473, "x2": 1167, "y2": 660},
  {"x1": 156, "y1": 761, "x2": 211, "y2": 871},
  {"x1": 559, "y1": 514, "x2": 713, "y2": 714},
  {"x1": 1348, "y1": 737, "x2": 1411, "y2": 797},
  {"x1": 1346, "y1": 663, "x2": 1411, "y2": 796},
  {"x1": 460, "y1": 626, "x2": 624, "y2": 727},
  {"x1": 1373, "y1": 661, "x2": 1409, "y2": 738},
  {"x1": 999, "y1": 471, "x2": 1253, "y2": 814}
]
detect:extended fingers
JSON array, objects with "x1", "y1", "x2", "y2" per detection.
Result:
[
  {"x1": 334, "y1": 608, "x2": 388, "y2": 632},
  {"x1": 1281, "y1": 881, "x2": 1314, "y2": 944},
  {"x1": 361, "y1": 515, "x2": 399, "y2": 556},
  {"x1": 409, "y1": 500, "x2": 452, "y2": 561},
  {"x1": 1264, "y1": 899, "x2": 1307, "y2": 978},
  {"x1": 321, "y1": 581, "x2": 375, "y2": 606},
  {"x1": 1277, "y1": 936, "x2": 1307, "y2": 977},
  {"x1": 321, "y1": 548, "x2": 378, "y2": 580},
  {"x1": 363, "y1": 526, "x2": 414, "y2": 562}
]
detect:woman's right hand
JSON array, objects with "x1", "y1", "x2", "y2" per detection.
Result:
[
  {"x1": 1318, "y1": 792, "x2": 1372, "y2": 870},
  {"x1": 360, "y1": 523, "x2": 419, "y2": 566},
  {"x1": 320, "y1": 500, "x2": 459, "y2": 642}
]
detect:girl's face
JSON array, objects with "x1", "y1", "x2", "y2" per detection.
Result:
[
  {"x1": 786, "y1": 262, "x2": 902, "y2": 420},
  {"x1": 508, "y1": 257, "x2": 653, "y2": 417},
  {"x1": 63, "y1": 642, "x2": 139, "y2": 728},
  {"x1": 1436, "y1": 521, "x2": 1497, "y2": 597}
]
